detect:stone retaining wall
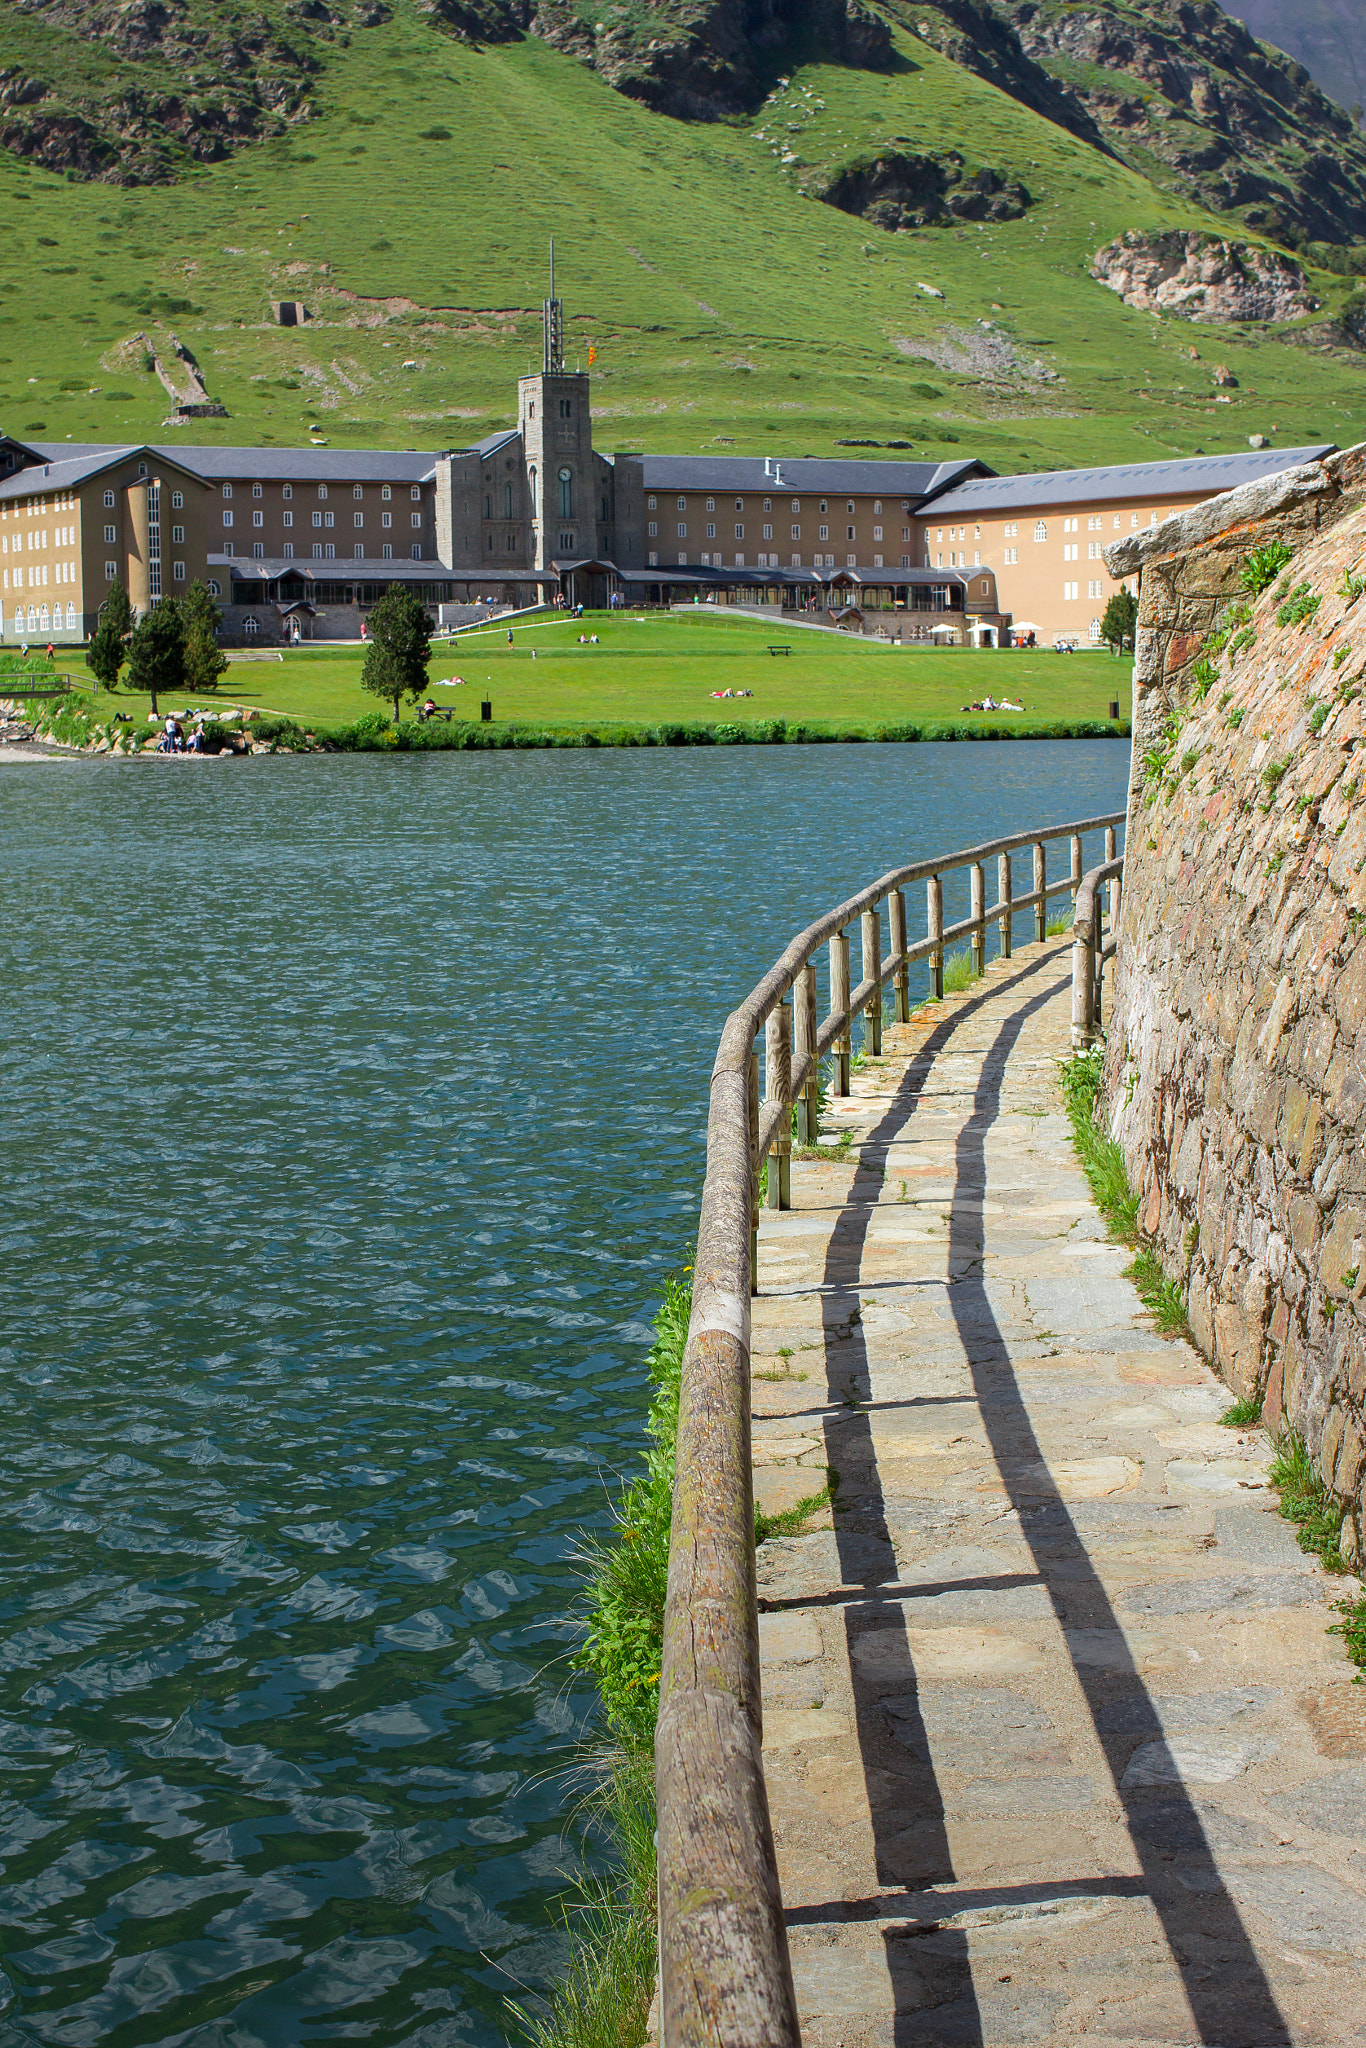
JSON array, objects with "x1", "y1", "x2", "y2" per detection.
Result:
[{"x1": 1102, "y1": 443, "x2": 1366, "y2": 1562}]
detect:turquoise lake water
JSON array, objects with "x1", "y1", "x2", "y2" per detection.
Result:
[{"x1": 1, "y1": 741, "x2": 1129, "y2": 2046}]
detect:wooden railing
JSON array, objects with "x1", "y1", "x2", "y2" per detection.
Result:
[
  {"x1": 655, "y1": 811, "x2": 1125, "y2": 2048},
  {"x1": 1071, "y1": 854, "x2": 1124, "y2": 1048}
]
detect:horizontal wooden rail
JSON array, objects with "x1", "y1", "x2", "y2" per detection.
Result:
[{"x1": 657, "y1": 812, "x2": 1124, "y2": 2048}]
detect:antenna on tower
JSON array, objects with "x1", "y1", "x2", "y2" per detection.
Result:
[{"x1": 543, "y1": 238, "x2": 564, "y2": 376}]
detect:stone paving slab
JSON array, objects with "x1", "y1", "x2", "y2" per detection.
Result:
[{"x1": 753, "y1": 937, "x2": 1366, "y2": 2048}]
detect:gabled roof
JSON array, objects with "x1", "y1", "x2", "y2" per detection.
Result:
[
  {"x1": 925, "y1": 445, "x2": 1337, "y2": 519},
  {"x1": 636, "y1": 454, "x2": 990, "y2": 501},
  {"x1": 0, "y1": 444, "x2": 212, "y2": 501},
  {"x1": 28, "y1": 440, "x2": 441, "y2": 486}
]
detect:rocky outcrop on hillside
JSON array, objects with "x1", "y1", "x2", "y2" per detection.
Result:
[
  {"x1": 1092, "y1": 228, "x2": 1318, "y2": 322},
  {"x1": 420, "y1": 0, "x2": 893, "y2": 117},
  {"x1": 818, "y1": 149, "x2": 1031, "y2": 229},
  {"x1": 0, "y1": 0, "x2": 390, "y2": 182},
  {"x1": 1225, "y1": 0, "x2": 1364, "y2": 118},
  {"x1": 902, "y1": 0, "x2": 1366, "y2": 250}
]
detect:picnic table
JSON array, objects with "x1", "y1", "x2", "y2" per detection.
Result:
[{"x1": 766, "y1": 644, "x2": 791, "y2": 656}]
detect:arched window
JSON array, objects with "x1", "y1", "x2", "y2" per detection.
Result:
[
  {"x1": 1034, "y1": 520, "x2": 1047, "y2": 542},
  {"x1": 244, "y1": 615, "x2": 260, "y2": 636},
  {"x1": 39, "y1": 605, "x2": 50, "y2": 631},
  {"x1": 27, "y1": 606, "x2": 38, "y2": 633},
  {"x1": 559, "y1": 467, "x2": 573, "y2": 519},
  {"x1": 504, "y1": 482, "x2": 513, "y2": 519},
  {"x1": 1089, "y1": 617, "x2": 1103, "y2": 643},
  {"x1": 66, "y1": 601, "x2": 77, "y2": 629},
  {"x1": 528, "y1": 466, "x2": 537, "y2": 516}
]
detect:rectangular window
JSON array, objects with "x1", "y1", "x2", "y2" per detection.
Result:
[
  {"x1": 734, "y1": 525, "x2": 744, "y2": 541},
  {"x1": 411, "y1": 544, "x2": 421, "y2": 560},
  {"x1": 900, "y1": 555, "x2": 910, "y2": 569},
  {"x1": 791, "y1": 553, "x2": 801, "y2": 568},
  {"x1": 647, "y1": 521, "x2": 658, "y2": 538},
  {"x1": 105, "y1": 560, "x2": 116, "y2": 580},
  {"x1": 172, "y1": 525, "x2": 184, "y2": 544},
  {"x1": 325, "y1": 543, "x2": 335, "y2": 559},
  {"x1": 355, "y1": 544, "x2": 364, "y2": 559},
  {"x1": 818, "y1": 525, "x2": 828, "y2": 541},
  {"x1": 1063, "y1": 543, "x2": 1078, "y2": 561},
  {"x1": 705, "y1": 523, "x2": 716, "y2": 539},
  {"x1": 411, "y1": 513, "x2": 421, "y2": 529},
  {"x1": 253, "y1": 543, "x2": 264, "y2": 560},
  {"x1": 790, "y1": 525, "x2": 800, "y2": 540},
  {"x1": 382, "y1": 512, "x2": 392, "y2": 530},
  {"x1": 223, "y1": 543, "x2": 234, "y2": 557},
  {"x1": 700, "y1": 552, "x2": 711, "y2": 567},
  {"x1": 1004, "y1": 547, "x2": 1018, "y2": 565},
  {"x1": 846, "y1": 526, "x2": 855, "y2": 541},
  {"x1": 648, "y1": 550, "x2": 658, "y2": 566},
  {"x1": 677, "y1": 523, "x2": 687, "y2": 538},
  {"x1": 873, "y1": 554, "x2": 883, "y2": 569},
  {"x1": 354, "y1": 512, "x2": 364, "y2": 529},
  {"x1": 846, "y1": 554, "x2": 856, "y2": 568},
  {"x1": 103, "y1": 524, "x2": 116, "y2": 543},
  {"x1": 313, "y1": 543, "x2": 323, "y2": 559},
  {"x1": 676, "y1": 553, "x2": 687, "y2": 566},
  {"x1": 763, "y1": 524, "x2": 773, "y2": 541},
  {"x1": 324, "y1": 512, "x2": 334, "y2": 529},
  {"x1": 1064, "y1": 580, "x2": 1078, "y2": 600},
  {"x1": 253, "y1": 511, "x2": 264, "y2": 529},
  {"x1": 312, "y1": 511, "x2": 322, "y2": 528},
  {"x1": 222, "y1": 510, "x2": 233, "y2": 528},
  {"x1": 734, "y1": 553, "x2": 744, "y2": 567},
  {"x1": 283, "y1": 541, "x2": 295, "y2": 559},
  {"x1": 872, "y1": 526, "x2": 882, "y2": 541},
  {"x1": 1004, "y1": 522, "x2": 1018, "y2": 539},
  {"x1": 283, "y1": 511, "x2": 293, "y2": 529},
  {"x1": 382, "y1": 543, "x2": 393, "y2": 560}
]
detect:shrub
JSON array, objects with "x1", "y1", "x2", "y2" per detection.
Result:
[{"x1": 1241, "y1": 538, "x2": 1294, "y2": 596}]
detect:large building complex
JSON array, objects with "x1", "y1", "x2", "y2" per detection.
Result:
[{"x1": 0, "y1": 288, "x2": 1332, "y2": 649}]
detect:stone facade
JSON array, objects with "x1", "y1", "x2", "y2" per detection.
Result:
[{"x1": 1102, "y1": 444, "x2": 1366, "y2": 1561}]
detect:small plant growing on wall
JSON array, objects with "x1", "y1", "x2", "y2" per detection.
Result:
[{"x1": 1241, "y1": 538, "x2": 1294, "y2": 597}]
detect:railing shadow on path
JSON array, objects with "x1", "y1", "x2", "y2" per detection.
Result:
[{"x1": 787, "y1": 948, "x2": 1293, "y2": 2047}]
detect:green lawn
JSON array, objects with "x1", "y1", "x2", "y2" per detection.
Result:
[
  {"x1": 3, "y1": 0, "x2": 1361, "y2": 473},
  {"x1": 68, "y1": 611, "x2": 1131, "y2": 736}
]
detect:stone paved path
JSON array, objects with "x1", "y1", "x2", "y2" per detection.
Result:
[{"x1": 752, "y1": 936, "x2": 1366, "y2": 2048}]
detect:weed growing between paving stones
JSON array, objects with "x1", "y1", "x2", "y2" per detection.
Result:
[
  {"x1": 1267, "y1": 1431, "x2": 1349, "y2": 1572},
  {"x1": 1330, "y1": 1594, "x2": 1366, "y2": 1678},
  {"x1": 755, "y1": 1474, "x2": 838, "y2": 1543},
  {"x1": 1220, "y1": 1392, "x2": 1265, "y2": 1427},
  {"x1": 943, "y1": 947, "x2": 982, "y2": 995}
]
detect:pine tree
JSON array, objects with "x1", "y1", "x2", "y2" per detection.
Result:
[
  {"x1": 87, "y1": 580, "x2": 133, "y2": 692},
  {"x1": 1101, "y1": 587, "x2": 1138, "y2": 652},
  {"x1": 177, "y1": 581, "x2": 228, "y2": 695},
  {"x1": 361, "y1": 585, "x2": 432, "y2": 722},
  {"x1": 126, "y1": 602, "x2": 186, "y2": 718}
]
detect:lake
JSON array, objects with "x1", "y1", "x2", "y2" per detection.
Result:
[{"x1": 0, "y1": 740, "x2": 1129, "y2": 2045}]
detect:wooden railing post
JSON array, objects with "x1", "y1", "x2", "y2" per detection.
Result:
[
  {"x1": 765, "y1": 1002, "x2": 792, "y2": 1210},
  {"x1": 794, "y1": 962, "x2": 818, "y2": 1144},
  {"x1": 889, "y1": 887, "x2": 910, "y2": 1023},
  {"x1": 748, "y1": 1047, "x2": 760, "y2": 1292},
  {"x1": 998, "y1": 851, "x2": 1013, "y2": 960},
  {"x1": 970, "y1": 861, "x2": 985, "y2": 977},
  {"x1": 830, "y1": 929, "x2": 851, "y2": 1095},
  {"x1": 1070, "y1": 832, "x2": 1082, "y2": 911},
  {"x1": 861, "y1": 905, "x2": 882, "y2": 1055},
  {"x1": 1033, "y1": 839, "x2": 1046, "y2": 944},
  {"x1": 1071, "y1": 877, "x2": 1096, "y2": 1049},
  {"x1": 927, "y1": 874, "x2": 944, "y2": 1000}
]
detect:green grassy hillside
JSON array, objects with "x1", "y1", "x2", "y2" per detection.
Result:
[{"x1": 4, "y1": 0, "x2": 1362, "y2": 468}]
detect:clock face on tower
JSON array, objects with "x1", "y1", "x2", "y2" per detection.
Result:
[{"x1": 558, "y1": 467, "x2": 572, "y2": 482}]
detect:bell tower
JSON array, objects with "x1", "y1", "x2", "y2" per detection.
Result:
[{"x1": 519, "y1": 242, "x2": 594, "y2": 572}]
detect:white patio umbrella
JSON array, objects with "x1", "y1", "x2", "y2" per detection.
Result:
[{"x1": 929, "y1": 622, "x2": 958, "y2": 638}]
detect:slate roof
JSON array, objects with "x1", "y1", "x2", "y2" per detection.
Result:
[
  {"x1": 29, "y1": 440, "x2": 441, "y2": 485},
  {"x1": 0, "y1": 445, "x2": 210, "y2": 501},
  {"x1": 925, "y1": 445, "x2": 1337, "y2": 519},
  {"x1": 637, "y1": 455, "x2": 988, "y2": 501},
  {"x1": 214, "y1": 554, "x2": 459, "y2": 583}
]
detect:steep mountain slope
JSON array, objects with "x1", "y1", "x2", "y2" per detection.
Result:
[
  {"x1": 1216, "y1": 0, "x2": 1364, "y2": 119},
  {"x1": 1, "y1": 0, "x2": 1361, "y2": 468},
  {"x1": 900, "y1": 0, "x2": 1366, "y2": 251}
]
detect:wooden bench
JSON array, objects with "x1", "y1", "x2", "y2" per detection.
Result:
[{"x1": 766, "y1": 644, "x2": 791, "y2": 656}]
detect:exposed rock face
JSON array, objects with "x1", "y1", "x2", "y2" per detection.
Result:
[
  {"x1": 1102, "y1": 442, "x2": 1366, "y2": 1564},
  {"x1": 818, "y1": 150, "x2": 1031, "y2": 229},
  {"x1": 0, "y1": 0, "x2": 390, "y2": 183},
  {"x1": 904, "y1": 0, "x2": 1366, "y2": 248},
  {"x1": 421, "y1": 0, "x2": 893, "y2": 116},
  {"x1": 1224, "y1": 0, "x2": 1365, "y2": 118},
  {"x1": 1092, "y1": 229, "x2": 1317, "y2": 323}
]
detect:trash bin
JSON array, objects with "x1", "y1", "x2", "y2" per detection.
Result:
[{"x1": 481, "y1": 699, "x2": 492, "y2": 723}]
